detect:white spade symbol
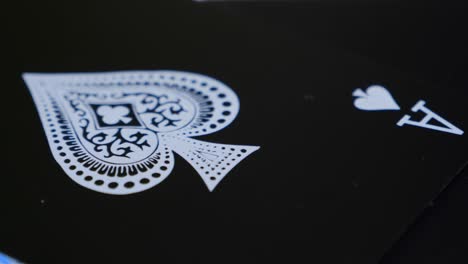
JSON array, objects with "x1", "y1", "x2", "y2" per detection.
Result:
[{"x1": 353, "y1": 85, "x2": 400, "y2": 111}]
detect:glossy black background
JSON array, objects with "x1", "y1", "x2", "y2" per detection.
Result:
[{"x1": 2, "y1": 1, "x2": 468, "y2": 263}]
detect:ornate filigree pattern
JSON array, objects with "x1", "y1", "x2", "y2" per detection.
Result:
[{"x1": 23, "y1": 71, "x2": 260, "y2": 195}]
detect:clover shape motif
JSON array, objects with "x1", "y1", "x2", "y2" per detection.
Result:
[
  {"x1": 96, "y1": 105, "x2": 133, "y2": 125},
  {"x1": 23, "y1": 71, "x2": 260, "y2": 195}
]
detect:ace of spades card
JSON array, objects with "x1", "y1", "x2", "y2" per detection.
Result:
[{"x1": 2, "y1": 2, "x2": 468, "y2": 264}]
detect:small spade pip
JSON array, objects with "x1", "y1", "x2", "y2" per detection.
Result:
[{"x1": 353, "y1": 85, "x2": 400, "y2": 111}]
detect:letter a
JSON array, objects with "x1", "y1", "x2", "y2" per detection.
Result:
[{"x1": 397, "y1": 100, "x2": 464, "y2": 135}]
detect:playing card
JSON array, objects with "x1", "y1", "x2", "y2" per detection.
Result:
[{"x1": 2, "y1": 2, "x2": 467, "y2": 264}]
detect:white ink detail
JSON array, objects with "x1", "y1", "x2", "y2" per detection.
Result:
[
  {"x1": 353, "y1": 85, "x2": 400, "y2": 111},
  {"x1": 23, "y1": 70, "x2": 260, "y2": 195},
  {"x1": 97, "y1": 105, "x2": 133, "y2": 125},
  {"x1": 397, "y1": 100, "x2": 464, "y2": 136}
]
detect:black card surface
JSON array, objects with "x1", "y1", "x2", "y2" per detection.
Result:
[{"x1": 2, "y1": 2, "x2": 467, "y2": 263}]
